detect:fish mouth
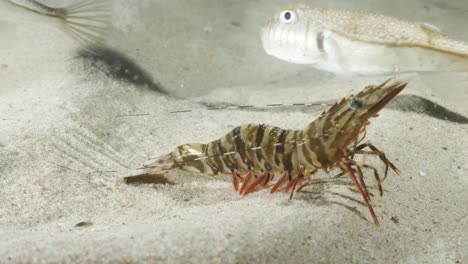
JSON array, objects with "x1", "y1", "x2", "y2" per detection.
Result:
[{"x1": 360, "y1": 81, "x2": 407, "y2": 121}]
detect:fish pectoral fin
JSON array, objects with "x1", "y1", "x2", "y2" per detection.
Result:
[
  {"x1": 319, "y1": 30, "x2": 351, "y2": 70},
  {"x1": 321, "y1": 30, "x2": 339, "y2": 52},
  {"x1": 420, "y1": 23, "x2": 442, "y2": 33},
  {"x1": 57, "y1": 0, "x2": 113, "y2": 46}
]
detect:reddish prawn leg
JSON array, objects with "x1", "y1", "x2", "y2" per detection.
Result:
[
  {"x1": 355, "y1": 143, "x2": 401, "y2": 179},
  {"x1": 356, "y1": 162, "x2": 383, "y2": 196},
  {"x1": 340, "y1": 161, "x2": 380, "y2": 226},
  {"x1": 242, "y1": 171, "x2": 274, "y2": 195},
  {"x1": 238, "y1": 171, "x2": 254, "y2": 195},
  {"x1": 270, "y1": 173, "x2": 290, "y2": 193},
  {"x1": 355, "y1": 165, "x2": 372, "y2": 202},
  {"x1": 293, "y1": 168, "x2": 317, "y2": 192},
  {"x1": 284, "y1": 175, "x2": 305, "y2": 199},
  {"x1": 269, "y1": 167, "x2": 306, "y2": 199},
  {"x1": 230, "y1": 172, "x2": 243, "y2": 192},
  {"x1": 333, "y1": 160, "x2": 384, "y2": 196}
]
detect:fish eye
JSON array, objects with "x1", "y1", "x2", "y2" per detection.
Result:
[
  {"x1": 280, "y1": 10, "x2": 297, "y2": 24},
  {"x1": 348, "y1": 97, "x2": 363, "y2": 111}
]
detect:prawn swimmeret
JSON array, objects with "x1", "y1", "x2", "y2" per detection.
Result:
[{"x1": 125, "y1": 79, "x2": 406, "y2": 225}]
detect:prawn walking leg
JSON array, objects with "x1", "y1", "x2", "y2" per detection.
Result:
[
  {"x1": 340, "y1": 161, "x2": 380, "y2": 226},
  {"x1": 354, "y1": 143, "x2": 401, "y2": 179}
]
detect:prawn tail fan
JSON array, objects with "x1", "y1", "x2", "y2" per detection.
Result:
[{"x1": 124, "y1": 152, "x2": 179, "y2": 184}]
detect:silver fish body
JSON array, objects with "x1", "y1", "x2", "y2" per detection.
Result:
[
  {"x1": 0, "y1": 0, "x2": 112, "y2": 45},
  {"x1": 261, "y1": 6, "x2": 468, "y2": 75}
]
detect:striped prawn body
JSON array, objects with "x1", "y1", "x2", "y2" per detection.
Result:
[
  {"x1": 157, "y1": 124, "x2": 313, "y2": 176},
  {"x1": 128, "y1": 79, "x2": 407, "y2": 225}
]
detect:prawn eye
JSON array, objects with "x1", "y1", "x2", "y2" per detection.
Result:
[
  {"x1": 348, "y1": 97, "x2": 363, "y2": 111},
  {"x1": 280, "y1": 10, "x2": 297, "y2": 23}
]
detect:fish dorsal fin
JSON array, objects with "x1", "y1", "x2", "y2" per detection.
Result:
[
  {"x1": 311, "y1": 8, "x2": 426, "y2": 45},
  {"x1": 310, "y1": 7, "x2": 468, "y2": 57}
]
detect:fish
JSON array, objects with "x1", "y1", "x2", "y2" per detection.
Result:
[
  {"x1": 0, "y1": 0, "x2": 112, "y2": 45},
  {"x1": 261, "y1": 5, "x2": 468, "y2": 75}
]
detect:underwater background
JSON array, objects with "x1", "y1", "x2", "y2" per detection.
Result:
[{"x1": 0, "y1": 0, "x2": 466, "y2": 263}]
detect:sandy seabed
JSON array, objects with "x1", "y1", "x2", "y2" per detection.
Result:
[{"x1": 0, "y1": 0, "x2": 467, "y2": 263}]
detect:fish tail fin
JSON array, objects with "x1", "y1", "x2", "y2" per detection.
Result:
[
  {"x1": 57, "y1": 0, "x2": 112, "y2": 46},
  {"x1": 432, "y1": 37, "x2": 468, "y2": 72},
  {"x1": 434, "y1": 35, "x2": 468, "y2": 58},
  {"x1": 416, "y1": 23, "x2": 468, "y2": 59}
]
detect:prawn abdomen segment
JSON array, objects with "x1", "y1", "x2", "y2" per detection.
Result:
[
  {"x1": 195, "y1": 124, "x2": 304, "y2": 175},
  {"x1": 145, "y1": 124, "x2": 312, "y2": 175},
  {"x1": 232, "y1": 124, "x2": 306, "y2": 174}
]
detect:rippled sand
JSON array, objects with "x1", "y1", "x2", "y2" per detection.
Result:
[{"x1": 0, "y1": 0, "x2": 467, "y2": 263}]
